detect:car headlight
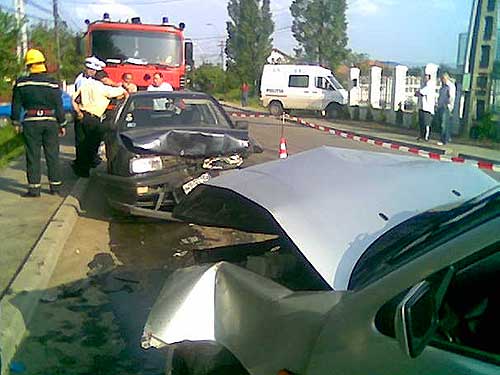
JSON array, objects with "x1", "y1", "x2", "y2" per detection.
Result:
[{"x1": 130, "y1": 156, "x2": 163, "y2": 174}]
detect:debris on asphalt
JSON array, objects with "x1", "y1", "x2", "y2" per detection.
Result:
[
  {"x1": 100, "y1": 273, "x2": 136, "y2": 294},
  {"x1": 112, "y1": 271, "x2": 141, "y2": 284},
  {"x1": 180, "y1": 236, "x2": 200, "y2": 245},
  {"x1": 59, "y1": 279, "x2": 92, "y2": 298},
  {"x1": 173, "y1": 250, "x2": 189, "y2": 258},
  {"x1": 87, "y1": 253, "x2": 116, "y2": 277}
]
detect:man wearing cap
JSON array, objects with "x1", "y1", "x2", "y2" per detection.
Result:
[
  {"x1": 72, "y1": 70, "x2": 128, "y2": 177},
  {"x1": 72, "y1": 56, "x2": 105, "y2": 171},
  {"x1": 11, "y1": 49, "x2": 66, "y2": 197}
]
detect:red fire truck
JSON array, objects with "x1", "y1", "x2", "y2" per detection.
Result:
[{"x1": 79, "y1": 14, "x2": 193, "y2": 90}]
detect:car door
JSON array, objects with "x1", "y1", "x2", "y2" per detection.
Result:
[{"x1": 305, "y1": 214, "x2": 499, "y2": 375}]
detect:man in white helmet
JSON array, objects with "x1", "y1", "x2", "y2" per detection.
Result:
[{"x1": 73, "y1": 57, "x2": 106, "y2": 172}]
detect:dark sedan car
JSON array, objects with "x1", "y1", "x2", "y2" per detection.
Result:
[{"x1": 97, "y1": 91, "x2": 261, "y2": 219}]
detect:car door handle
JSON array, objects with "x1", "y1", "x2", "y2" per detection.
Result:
[{"x1": 304, "y1": 91, "x2": 309, "y2": 93}]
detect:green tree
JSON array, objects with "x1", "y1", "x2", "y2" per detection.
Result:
[
  {"x1": 29, "y1": 22, "x2": 82, "y2": 81},
  {"x1": 226, "y1": 0, "x2": 274, "y2": 87},
  {"x1": 290, "y1": 0, "x2": 348, "y2": 69},
  {"x1": 0, "y1": 9, "x2": 22, "y2": 99}
]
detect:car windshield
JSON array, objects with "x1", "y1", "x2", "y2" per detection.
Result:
[
  {"x1": 119, "y1": 95, "x2": 232, "y2": 129},
  {"x1": 91, "y1": 30, "x2": 182, "y2": 66}
]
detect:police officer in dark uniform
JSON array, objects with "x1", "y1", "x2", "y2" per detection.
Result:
[{"x1": 11, "y1": 49, "x2": 66, "y2": 197}]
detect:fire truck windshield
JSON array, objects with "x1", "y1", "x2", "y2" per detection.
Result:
[{"x1": 91, "y1": 30, "x2": 182, "y2": 67}]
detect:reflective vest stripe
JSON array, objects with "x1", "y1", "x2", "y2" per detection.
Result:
[
  {"x1": 16, "y1": 81, "x2": 60, "y2": 89},
  {"x1": 24, "y1": 116, "x2": 57, "y2": 121}
]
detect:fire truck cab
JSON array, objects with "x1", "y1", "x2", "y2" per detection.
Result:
[{"x1": 79, "y1": 14, "x2": 193, "y2": 90}]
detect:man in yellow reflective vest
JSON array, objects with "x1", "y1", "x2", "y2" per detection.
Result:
[{"x1": 11, "y1": 49, "x2": 66, "y2": 197}]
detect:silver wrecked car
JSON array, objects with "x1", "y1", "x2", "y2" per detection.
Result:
[{"x1": 141, "y1": 147, "x2": 500, "y2": 375}]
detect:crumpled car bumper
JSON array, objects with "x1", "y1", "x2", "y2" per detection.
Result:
[
  {"x1": 96, "y1": 168, "x2": 220, "y2": 219},
  {"x1": 141, "y1": 261, "x2": 343, "y2": 375}
]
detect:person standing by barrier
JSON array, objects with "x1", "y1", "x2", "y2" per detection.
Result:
[
  {"x1": 241, "y1": 82, "x2": 250, "y2": 107},
  {"x1": 415, "y1": 74, "x2": 435, "y2": 142},
  {"x1": 72, "y1": 70, "x2": 127, "y2": 177},
  {"x1": 10, "y1": 49, "x2": 66, "y2": 197},
  {"x1": 437, "y1": 73, "x2": 456, "y2": 146}
]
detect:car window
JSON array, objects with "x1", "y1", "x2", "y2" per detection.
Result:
[
  {"x1": 315, "y1": 77, "x2": 330, "y2": 90},
  {"x1": 375, "y1": 244, "x2": 500, "y2": 364},
  {"x1": 120, "y1": 96, "x2": 231, "y2": 130},
  {"x1": 289, "y1": 75, "x2": 309, "y2": 88}
]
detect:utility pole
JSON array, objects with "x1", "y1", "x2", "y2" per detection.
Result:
[
  {"x1": 53, "y1": 0, "x2": 61, "y2": 69},
  {"x1": 15, "y1": 0, "x2": 28, "y2": 59},
  {"x1": 218, "y1": 40, "x2": 225, "y2": 70}
]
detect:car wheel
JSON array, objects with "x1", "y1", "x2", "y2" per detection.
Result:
[
  {"x1": 326, "y1": 103, "x2": 348, "y2": 120},
  {"x1": 269, "y1": 101, "x2": 284, "y2": 116},
  {"x1": 169, "y1": 343, "x2": 249, "y2": 375}
]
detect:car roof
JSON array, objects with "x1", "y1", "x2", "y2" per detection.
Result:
[
  {"x1": 129, "y1": 90, "x2": 212, "y2": 99},
  {"x1": 187, "y1": 146, "x2": 499, "y2": 290}
]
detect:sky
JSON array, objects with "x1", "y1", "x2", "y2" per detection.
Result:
[{"x1": 2, "y1": 0, "x2": 475, "y2": 66}]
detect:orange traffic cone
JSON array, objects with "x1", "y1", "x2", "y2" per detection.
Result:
[{"x1": 279, "y1": 137, "x2": 288, "y2": 159}]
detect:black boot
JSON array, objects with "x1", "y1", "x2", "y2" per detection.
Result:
[
  {"x1": 49, "y1": 187, "x2": 63, "y2": 197},
  {"x1": 22, "y1": 188, "x2": 41, "y2": 198}
]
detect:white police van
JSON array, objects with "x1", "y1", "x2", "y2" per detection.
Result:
[{"x1": 260, "y1": 64, "x2": 348, "y2": 117}]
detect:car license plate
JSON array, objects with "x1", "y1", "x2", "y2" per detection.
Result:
[{"x1": 182, "y1": 173, "x2": 211, "y2": 195}]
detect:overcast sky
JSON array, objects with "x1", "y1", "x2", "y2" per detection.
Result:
[{"x1": 5, "y1": 0, "x2": 475, "y2": 66}]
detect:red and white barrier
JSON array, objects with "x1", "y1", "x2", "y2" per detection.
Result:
[{"x1": 229, "y1": 111, "x2": 500, "y2": 173}]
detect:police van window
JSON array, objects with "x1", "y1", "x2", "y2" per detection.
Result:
[
  {"x1": 289, "y1": 75, "x2": 309, "y2": 88},
  {"x1": 315, "y1": 77, "x2": 328, "y2": 89}
]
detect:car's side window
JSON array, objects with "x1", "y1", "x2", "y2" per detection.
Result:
[
  {"x1": 288, "y1": 75, "x2": 309, "y2": 88},
  {"x1": 375, "y1": 245, "x2": 500, "y2": 362}
]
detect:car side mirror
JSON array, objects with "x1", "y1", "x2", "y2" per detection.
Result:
[
  {"x1": 234, "y1": 121, "x2": 248, "y2": 130},
  {"x1": 394, "y1": 268, "x2": 453, "y2": 358}
]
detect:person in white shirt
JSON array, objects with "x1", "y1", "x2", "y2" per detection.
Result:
[
  {"x1": 147, "y1": 72, "x2": 173, "y2": 91},
  {"x1": 73, "y1": 56, "x2": 106, "y2": 171},
  {"x1": 436, "y1": 72, "x2": 456, "y2": 146},
  {"x1": 415, "y1": 74, "x2": 436, "y2": 142},
  {"x1": 71, "y1": 70, "x2": 128, "y2": 177}
]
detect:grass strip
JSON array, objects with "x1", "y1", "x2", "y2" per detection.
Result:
[{"x1": 0, "y1": 124, "x2": 24, "y2": 169}]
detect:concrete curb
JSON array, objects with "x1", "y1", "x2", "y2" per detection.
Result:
[{"x1": 0, "y1": 177, "x2": 89, "y2": 374}]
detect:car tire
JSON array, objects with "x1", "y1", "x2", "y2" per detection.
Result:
[
  {"x1": 169, "y1": 343, "x2": 249, "y2": 375},
  {"x1": 269, "y1": 101, "x2": 284, "y2": 116},
  {"x1": 326, "y1": 103, "x2": 348, "y2": 120}
]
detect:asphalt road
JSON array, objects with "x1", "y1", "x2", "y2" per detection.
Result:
[{"x1": 10, "y1": 114, "x2": 499, "y2": 375}]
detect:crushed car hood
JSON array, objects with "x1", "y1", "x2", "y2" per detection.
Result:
[
  {"x1": 120, "y1": 127, "x2": 250, "y2": 157},
  {"x1": 142, "y1": 261, "x2": 344, "y2": 374},
  {"x1": 174, "y1": 146, "x2": 499, "y2": 290}
]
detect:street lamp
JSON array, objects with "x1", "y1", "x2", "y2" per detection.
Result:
[{"x1": 206, "y1": 23, "x2": 225, "y2": 69}]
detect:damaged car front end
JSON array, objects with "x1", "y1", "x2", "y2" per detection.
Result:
[
  {"x1": 140, "y1": 147, "x2": 500, "y2": 375},
  {"x1": 97, "y1": 91, "x2": 261, "y2": 219}
]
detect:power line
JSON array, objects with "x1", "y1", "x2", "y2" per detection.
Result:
[
  {"x1": 59, "y1": 0, "x2": 185, "y2": 4},
  {"x1": 26, "y1": 0, "x2": 52, "y2": 14},
  {"x1": 0, "y1": 4, "x2": 52, "y2": 21}
]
